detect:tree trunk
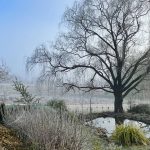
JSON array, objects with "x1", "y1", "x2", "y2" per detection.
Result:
[{"x1": 114, "y1": 92, "x2": 124, "y2": 113}]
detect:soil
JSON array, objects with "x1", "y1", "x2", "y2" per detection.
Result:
[{"x1": 0, "y1": 123, "x2": 28, "y2": 150}]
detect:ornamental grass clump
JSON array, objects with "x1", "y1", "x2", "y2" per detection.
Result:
[{"x1": 111, "y1": 124, "x2": 149, "y2": 146}]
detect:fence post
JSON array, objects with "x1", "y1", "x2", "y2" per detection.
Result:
[{"x1": 0, "y1": 103, "x2": 5, "y2": 123}]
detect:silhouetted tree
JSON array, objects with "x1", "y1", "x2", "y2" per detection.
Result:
[{"x1": 27, "y1": 0, "x2": 150, "y2": 113}]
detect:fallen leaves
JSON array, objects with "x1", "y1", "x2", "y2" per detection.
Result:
[{"x1": 0, "y1": 124, "x2": 23, "y2": 150}]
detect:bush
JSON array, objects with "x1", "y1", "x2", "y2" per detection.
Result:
[
  {"x1": 13, "y1": 79, "x2": 36, "y2": 104},
  {"x1": 128, "y1": 104, "x2": 150, "y2": 114},
  {"x1": 4, "y1": 106, "x2": 97, "y2": 150},
  {"x1": 111, "y1": 124, "x2": 149, "y2": 146},
  {"x1": 47, "y1": 99, "x2": 67, "y2": 112}
]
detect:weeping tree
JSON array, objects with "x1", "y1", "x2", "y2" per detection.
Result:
[{"x1": 27, "y1": 0, "x2": 150, "y2": 113}]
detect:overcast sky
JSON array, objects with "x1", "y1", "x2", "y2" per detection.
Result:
[{"x1": 0, "y1": 0, "x2": 75, "y2": 80}]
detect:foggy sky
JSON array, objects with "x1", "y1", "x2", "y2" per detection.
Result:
[{"x1": 0, "y1": 0, "x2": 75, "y2": 80}]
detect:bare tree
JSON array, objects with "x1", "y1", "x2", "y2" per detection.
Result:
[
  {"x1": 27, "y1": 0, "x2": 150, "y2": 113},
  {"x1": 0, "y1": 61, "x2": 9, "y2": 82}
]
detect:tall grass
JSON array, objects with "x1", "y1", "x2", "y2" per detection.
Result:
[{"x1": 4, "y1": 105, "x2": 99, "y2": 150}]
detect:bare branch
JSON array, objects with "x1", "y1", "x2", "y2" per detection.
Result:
[{"x1": 27, "y1": 0, "x2": 150, "y2": 112}]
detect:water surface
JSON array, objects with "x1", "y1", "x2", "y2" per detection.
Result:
[{"x1": 88, "y1": 117, "x2": 150, "y2": 138}]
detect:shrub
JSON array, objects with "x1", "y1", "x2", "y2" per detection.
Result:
[
  {"x1": 13, "y1": 79, "x2": 36, "y2": 104},
  {"x1": 111, "y1": 124, "x2": 149, "y2": 146},
  {"x1": 46, "y1": 99, "x2": 67, "y2": 112},
  {"x1": 4, "y1": 106, "x2": 97, "y2": 150},
  {"x1": 128, "y1": 104, "x2": 150, "y2": 114}
]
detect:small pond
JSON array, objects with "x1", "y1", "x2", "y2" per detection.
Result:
[{"x1": 88, "y1": 117, "x2": 150, "y2": 138}]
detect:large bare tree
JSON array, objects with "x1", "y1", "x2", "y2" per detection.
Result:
[{"x1": 27, "y1": 0, "x2": 150, "y2": 113}]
